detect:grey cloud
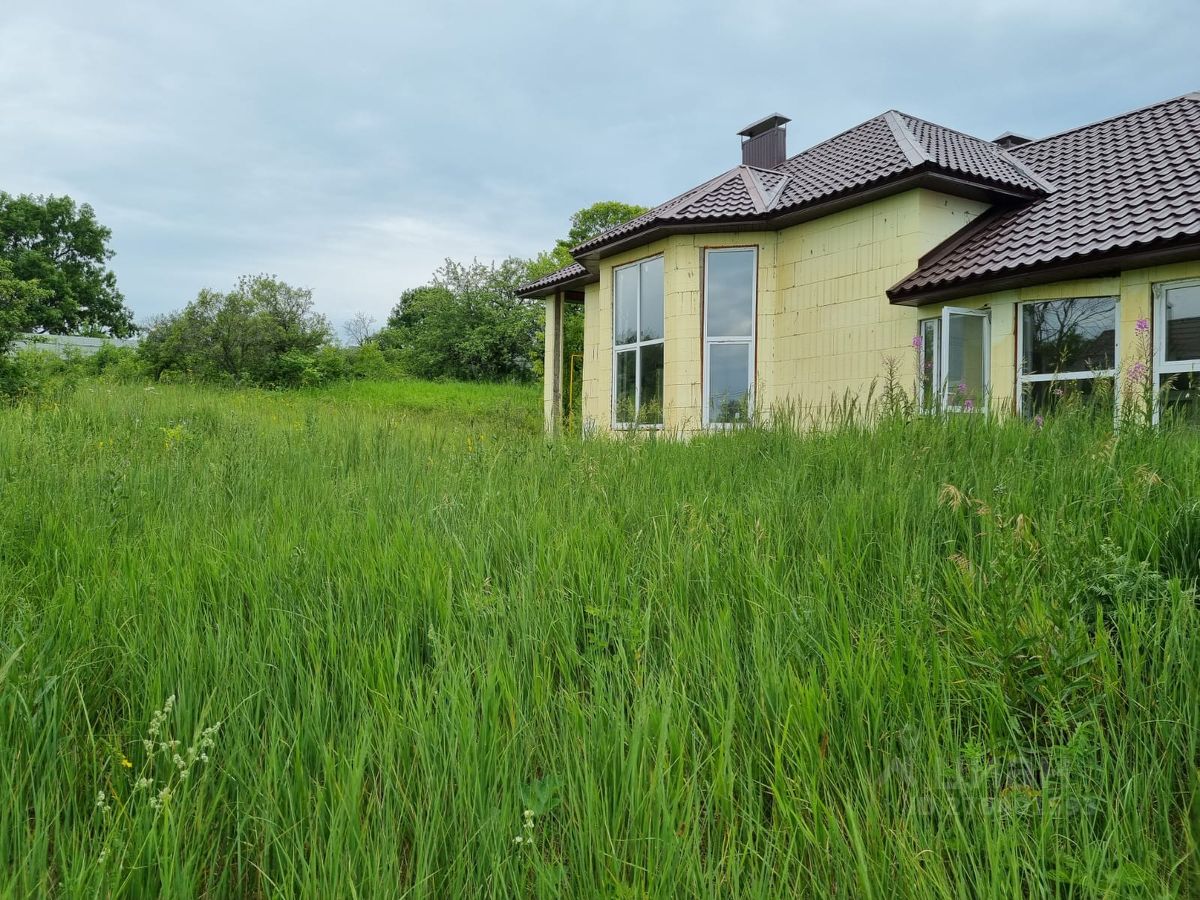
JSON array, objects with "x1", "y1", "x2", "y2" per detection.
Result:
[{"x1": 1, "y1": 0, "x2": 1196, "y2": 332}]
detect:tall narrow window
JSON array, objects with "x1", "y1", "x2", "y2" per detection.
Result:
[
  {"x1": 704, "y1": 248, "x2": 756, "y2": 425},
  {"x1": 1017, "y1": 297, "x2": 1117, "y2": 417},
  {"x1": 613, "y1": 255, "x2": 664, "y2": 426},
  {"x1": 915, "y1": 308, "x2": 989, "y2": 412},
  {"x1": 1155, "y1": 279, "x2": 1200, "y2": 425},
  {"x1": 918, "y1": 317, "x2": 941, "y2": 412}
]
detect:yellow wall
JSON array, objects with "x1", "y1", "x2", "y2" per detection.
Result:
[
  {"x1": 768, "y1": 189, "x2": 987, "y2": 416},
  {"x1": 570, "y1": 188, "x2": 1200, "y2": 434}
]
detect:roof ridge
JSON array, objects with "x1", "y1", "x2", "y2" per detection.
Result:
[
  {"x1": 894, "y1": 109, "x2": 1054, "y2": 193},
  {"x1": 737, "y1": 168, "x2": 770, "y2": 214},
  {"x1": 893, "y1": 110, "x2": 999, "y2": 147},
  {"x1": 882, "y1": 111, "x2": 929, "y2": 167},
  {"x1": 1012, "y1": 90, "x2": 1200, "y2": 151},
  {"x1": 664, "y1": 168, "x2": 746, "y2": 216},
  {"x1": 742, "y1": 166, "x2": 791, "y2": 212},
  {"x1": 990, "y1": 144, "x2": 1057, "y2": 193}
]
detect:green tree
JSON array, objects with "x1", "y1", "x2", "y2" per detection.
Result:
[
  {"x1": 380, "y1": 259, "x2": 539, "y2": 381},
  {"x1": 0, "y1": 193, "x2": 134, "y2": 336},
  {"x1": 0, "y1": 260, "x2": 48, "y2": 351},
  {"x1": 138, "y1": 274, "x2": 332, "y2": 384},
  {"x1": 526, "y1": 200, "x2": 648, "y2": 281},
  {"x1": 0, "y1": 260, "x2": 53, "y2": 396}
]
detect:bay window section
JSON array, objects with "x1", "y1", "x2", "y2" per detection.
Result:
[
  {"x1": 1017, "y1": 297, "x2": 1117, "y2": 417},
  {"x1": 704, "y1": 248, "x2": 756, "y2": 425},
  {"x1": 613, "y1": 256, "x2": 664, "y2": 427},
  {"x1": 917, "y1": 308, "x2": 989, "y2": 413},
  {"x1": 1155, "y1": 279, "x2": 1200, "y2": 425}
]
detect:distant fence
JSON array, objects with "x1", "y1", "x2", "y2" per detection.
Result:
[{"x1": 12, "y1": 334, "x2": 139, "y2": 358}]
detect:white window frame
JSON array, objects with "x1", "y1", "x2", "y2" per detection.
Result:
[
  {"x1": 1153, "y1": 278, "x2": 1200, "y2": 422},
  {"x1": 1015, "y1": 296, "x2": 1119, "y2": 417},
  {"x1": 702, "y1": 247, "x2": 757, "y2": 428},
  {"x1": 918, "y1": 316, "x2": 941, "y2": 413},
  {"x1": 939, "y1": 307, "x2": 990, "y2": 413},
  {"x1": 611, "y1": 255, "x2": 665, "y2": 429}
]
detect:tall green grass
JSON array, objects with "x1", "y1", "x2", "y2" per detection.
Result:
[{"x1": 1, "y1": 381, "x2": 1198, "y2": 897}]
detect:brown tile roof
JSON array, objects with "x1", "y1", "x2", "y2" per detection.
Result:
[
  {"x1": 518, "y1": 261, "x2": 591, "y2": 297},
  {"x1": 891, "y1": 92, "x2": 1200, "y2": 301},
  {"x1": 569, "y1": 110, "x2": 1048, "y2": 257},
  {"x1": 522, "y1": 92, "x2": 1200, "y2": 301}
]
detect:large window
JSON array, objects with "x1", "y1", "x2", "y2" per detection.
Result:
[
  {"x1": 613, "y1": 255, "x2": 664, "y2": 426},
  {"x1": 917, "y1": 307, "x2": 989, "y2": 412},
  {"x1": 1017, "y1": 297, "x2": 1117, "y2": 417},
  {"x1": 704, "y1": 248, "x2": 756, "y2": 425},
  {"x1": 1155, "y1": 279, "x2": 1200, "y2": 425}
]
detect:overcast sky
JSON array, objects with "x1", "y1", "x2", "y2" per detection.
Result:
[{"x1": 3, "y1": 0, "x2": 1197, "y2": 335}]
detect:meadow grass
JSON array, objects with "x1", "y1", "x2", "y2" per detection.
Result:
[{"x1": 1, "y1": 379, "x2": 1198, "y2": 898}]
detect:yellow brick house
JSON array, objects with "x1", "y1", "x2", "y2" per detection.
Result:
[{"x1": 518, "y1": 93, "x2": 1200, "y2": 434}]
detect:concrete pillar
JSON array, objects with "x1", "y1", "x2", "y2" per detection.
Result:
[{"x1": 543, "y1": 291, "x2": 563, "y2": 434}]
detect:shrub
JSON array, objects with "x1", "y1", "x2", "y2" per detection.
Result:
[
  {"x1": 138, "y1": 275, "x2": 333, "y2": 385},
  {"x1": 347, "y1": 342, "x2": 391, "y2": 380}
]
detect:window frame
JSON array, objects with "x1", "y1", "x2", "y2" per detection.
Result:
[
  {"x1": 611, "y1": 254, "x2": 665, "y2": 429},
  {"x1": 1154, "y1": 278, "x2": 1200, "y2": 377},
  {"x1": 1153, "y1": 278, "x2": 1200, "y2": 424},
  {"x1": 702, "y1": 246, "x2": 758, "y2": 428},
  {"x1": 1015, "y1": 295, "x2": 1119, "y2": 418},
  {"x1": 939, "y1": 306, "x2": 990, "y2": 413},
  {"x1": 918, "y1": 316, "x2": 941, "y2": 413}
]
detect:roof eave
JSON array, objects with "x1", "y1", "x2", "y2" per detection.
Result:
[
  {"x1": 516, "y1": 268, "x2": 599, "y2": 299},
  {"x1": 574, "y1": 170, "x2": 1042, "y2": 265},
  {"x1": 888, "y1": 237, "x2": 1200, "y2": 306}
]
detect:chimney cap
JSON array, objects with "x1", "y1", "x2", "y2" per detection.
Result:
[
  {"x1": 993, "y1": 131, "x2": 1033, "y2": 148},
  {"x1": 738, "y1": 113, "x2": 791, "y2": 139}
]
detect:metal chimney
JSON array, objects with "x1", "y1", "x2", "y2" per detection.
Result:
[
  {"x1": 738, "y1": 114, "x2": 791, "y2": 168},
  {"x1": 992, "y1": 131, "x2": 1032, "y2": 149}
]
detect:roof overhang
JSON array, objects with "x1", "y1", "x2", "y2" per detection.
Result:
[
  {"x1": 516, "y1": 269, "x2": 598, "y2": 299},
  {"x1": 888, "y1": 236, "x2": 1200, "y2": 306},
  {"x1": 573, "y1": 169, "x2": 1042, "y2": 266}
]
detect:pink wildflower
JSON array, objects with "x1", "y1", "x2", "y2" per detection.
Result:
[
  {"x1": 1135, "y1": 318, "x2": 1149, "y2": 334},
  {"x1": 911, "y1": 335, "x2": 923, "y2": 350}
]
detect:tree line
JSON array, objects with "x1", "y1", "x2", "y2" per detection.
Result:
[{"x1": 0, "y1": 192, "x2": 645, "y2": 393}]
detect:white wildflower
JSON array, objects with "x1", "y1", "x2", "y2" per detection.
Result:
[{"x1": 147, "y1": 695, "x2": 175, "y2": 739}]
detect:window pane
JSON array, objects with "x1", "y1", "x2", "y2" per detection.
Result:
[
  {"x1": 946, "y1": 313, "x2": 986, "y2": 408},
  {"x1": 706, "y1": 250, "x2": 755, "y2": 338},
  {"x1": 638, "y1": 343, "x2": 664, "y2": 425},
  {"x1": 1160, "y1": 373, "x2": 1200, "y2": 426},
  {"x1": 615, "y1": 349, "x2": 636, "y2": 424},
  {"x1": 708, "y1": 342, "x2": 751, "y2": 424},
  {"x1": 920, "y1": 319, "x2": 939, "y2": 410},
  {"x1": 639, "y1": 257, "x2": 664, "y2": 342},
  {"x1": 1164, "y1": 284, "x2": 1200, "y2": 362},
  {"x1": 614, "y1": 266, "x2": 638, "y2": 346},
  {"x1": 1021, "y1": 377, "x2": 1114, "y2": 418},
  {"x1": 1021, "y1": 297, "x2": 1116, "y2": 374}
]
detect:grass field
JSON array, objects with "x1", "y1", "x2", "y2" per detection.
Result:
[{"x1": 2, "y1": 379, "x2": 1199, "y2": 897}]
